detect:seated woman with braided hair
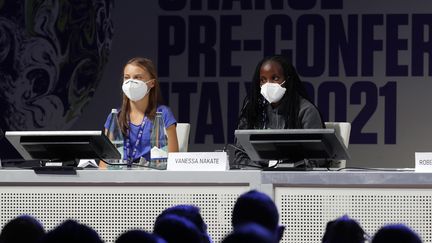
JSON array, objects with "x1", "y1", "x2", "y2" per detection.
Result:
[{"x1": 233, "y1": 55, "x2": 325, "y2": 168}]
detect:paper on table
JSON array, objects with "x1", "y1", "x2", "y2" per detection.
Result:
[
  {"x1": 150, "y1": 146, "x2": 168, "y2": 159},
  {"x1": 78, "y1": 159, "x2": 98, "y2": 168}
]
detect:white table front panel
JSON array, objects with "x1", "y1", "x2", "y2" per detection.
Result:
[
  {"x1": 275, "y1": 187, "x2": 432, "y2": 243},
  {"x1": 0, "y1": 186, "x2": 249, "y2": 243}
]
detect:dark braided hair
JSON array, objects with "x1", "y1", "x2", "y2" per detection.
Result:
[{"x1": 239, "y1": 55, "x2": 312, "y2": 129}]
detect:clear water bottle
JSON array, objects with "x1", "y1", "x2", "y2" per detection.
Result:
[
  {"x1": 105, "y1": 108, "x2": 125, "y2": 168},
  {"x1": 150, "y1": 111, "x2": 168, "y2": 169}
]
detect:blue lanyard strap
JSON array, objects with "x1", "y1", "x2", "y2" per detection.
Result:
[{"x1": 125, "y1": 116, "x2": 147, "y2": 163}]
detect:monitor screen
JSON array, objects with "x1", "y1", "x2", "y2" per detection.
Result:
[
  {"x1": 235, "y1": 129, "x2": 350, "y2": 162},
  {"x1": 5, "y1": 131, "x2": 121, "y2": 164}
]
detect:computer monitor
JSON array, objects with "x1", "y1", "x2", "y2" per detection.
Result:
[
  {"x1": 235, "y1": 129, "x2": 350, "y2": 162},
  {"x1": 5, "y1": 130, "x2": 121, "y2": 166}
]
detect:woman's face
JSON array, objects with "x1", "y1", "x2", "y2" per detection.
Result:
[
  {"x1": 124, "y1": 64, "x2": 150, "y2": 81},
  {"x1": 122, "y1": 64, "x2": 156, "y2": 103},
  {"x1": 259, "y1": 60, "x2": 285, "y2": 86}
]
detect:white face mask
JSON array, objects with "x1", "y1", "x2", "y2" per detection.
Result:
[
  {"x1": 122, "y1": 79, "x2": 151, "y2": 101},
  {"x1": 260, "y1": 81, "x2": 286, "y2": 103}
]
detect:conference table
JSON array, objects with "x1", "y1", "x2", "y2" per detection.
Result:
[{"x1": 0, "y1": 168, "x2": 431, "y2": 243}]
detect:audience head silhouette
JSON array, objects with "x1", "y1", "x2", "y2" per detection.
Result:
[
  {"x1": 0, "y1": 215, "x2": 45, "y2": 243},
  {"x1": 154, "y1": 214, "x2": 202, "y2": 243},
  {"x1": 222, "y1": 223, "x2": 275, "y2": 243},
  {"x1": 372, "y1": 224, "x2": 422, "y2": 243},
  {"x1": 156, "y1": 204, "x2": 211, "y2": 243},
  {"x1": 322, "y1": 215, "x2": 367, "y2": 243},
  {"x1": 232, "y1": 190, "x2": 285, "y2": 242},
  {"x1": 40, "y1": 219, "x2": 102, "y2": 243},
  {"x1": 116, "y1": 229, "x2": 166, "y2": 243}
]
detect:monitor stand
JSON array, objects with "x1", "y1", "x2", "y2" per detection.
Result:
[
  {"x1": 33, "y1": 166, "x2": 82, "y2": 175},
  {"x1": 33, "y1": 159, "x2": 82, "y2": 175},
  {"x1": 0, "y1": 159, "x2": 41, "y2": 168}
]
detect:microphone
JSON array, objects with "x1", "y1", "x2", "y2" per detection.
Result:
[
  {"x1": 226, "y1": 143, "x2": 247, "y2": 154},
  {"x1": 224, "y1": 144, "x2": 263, "y2": 169}
]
